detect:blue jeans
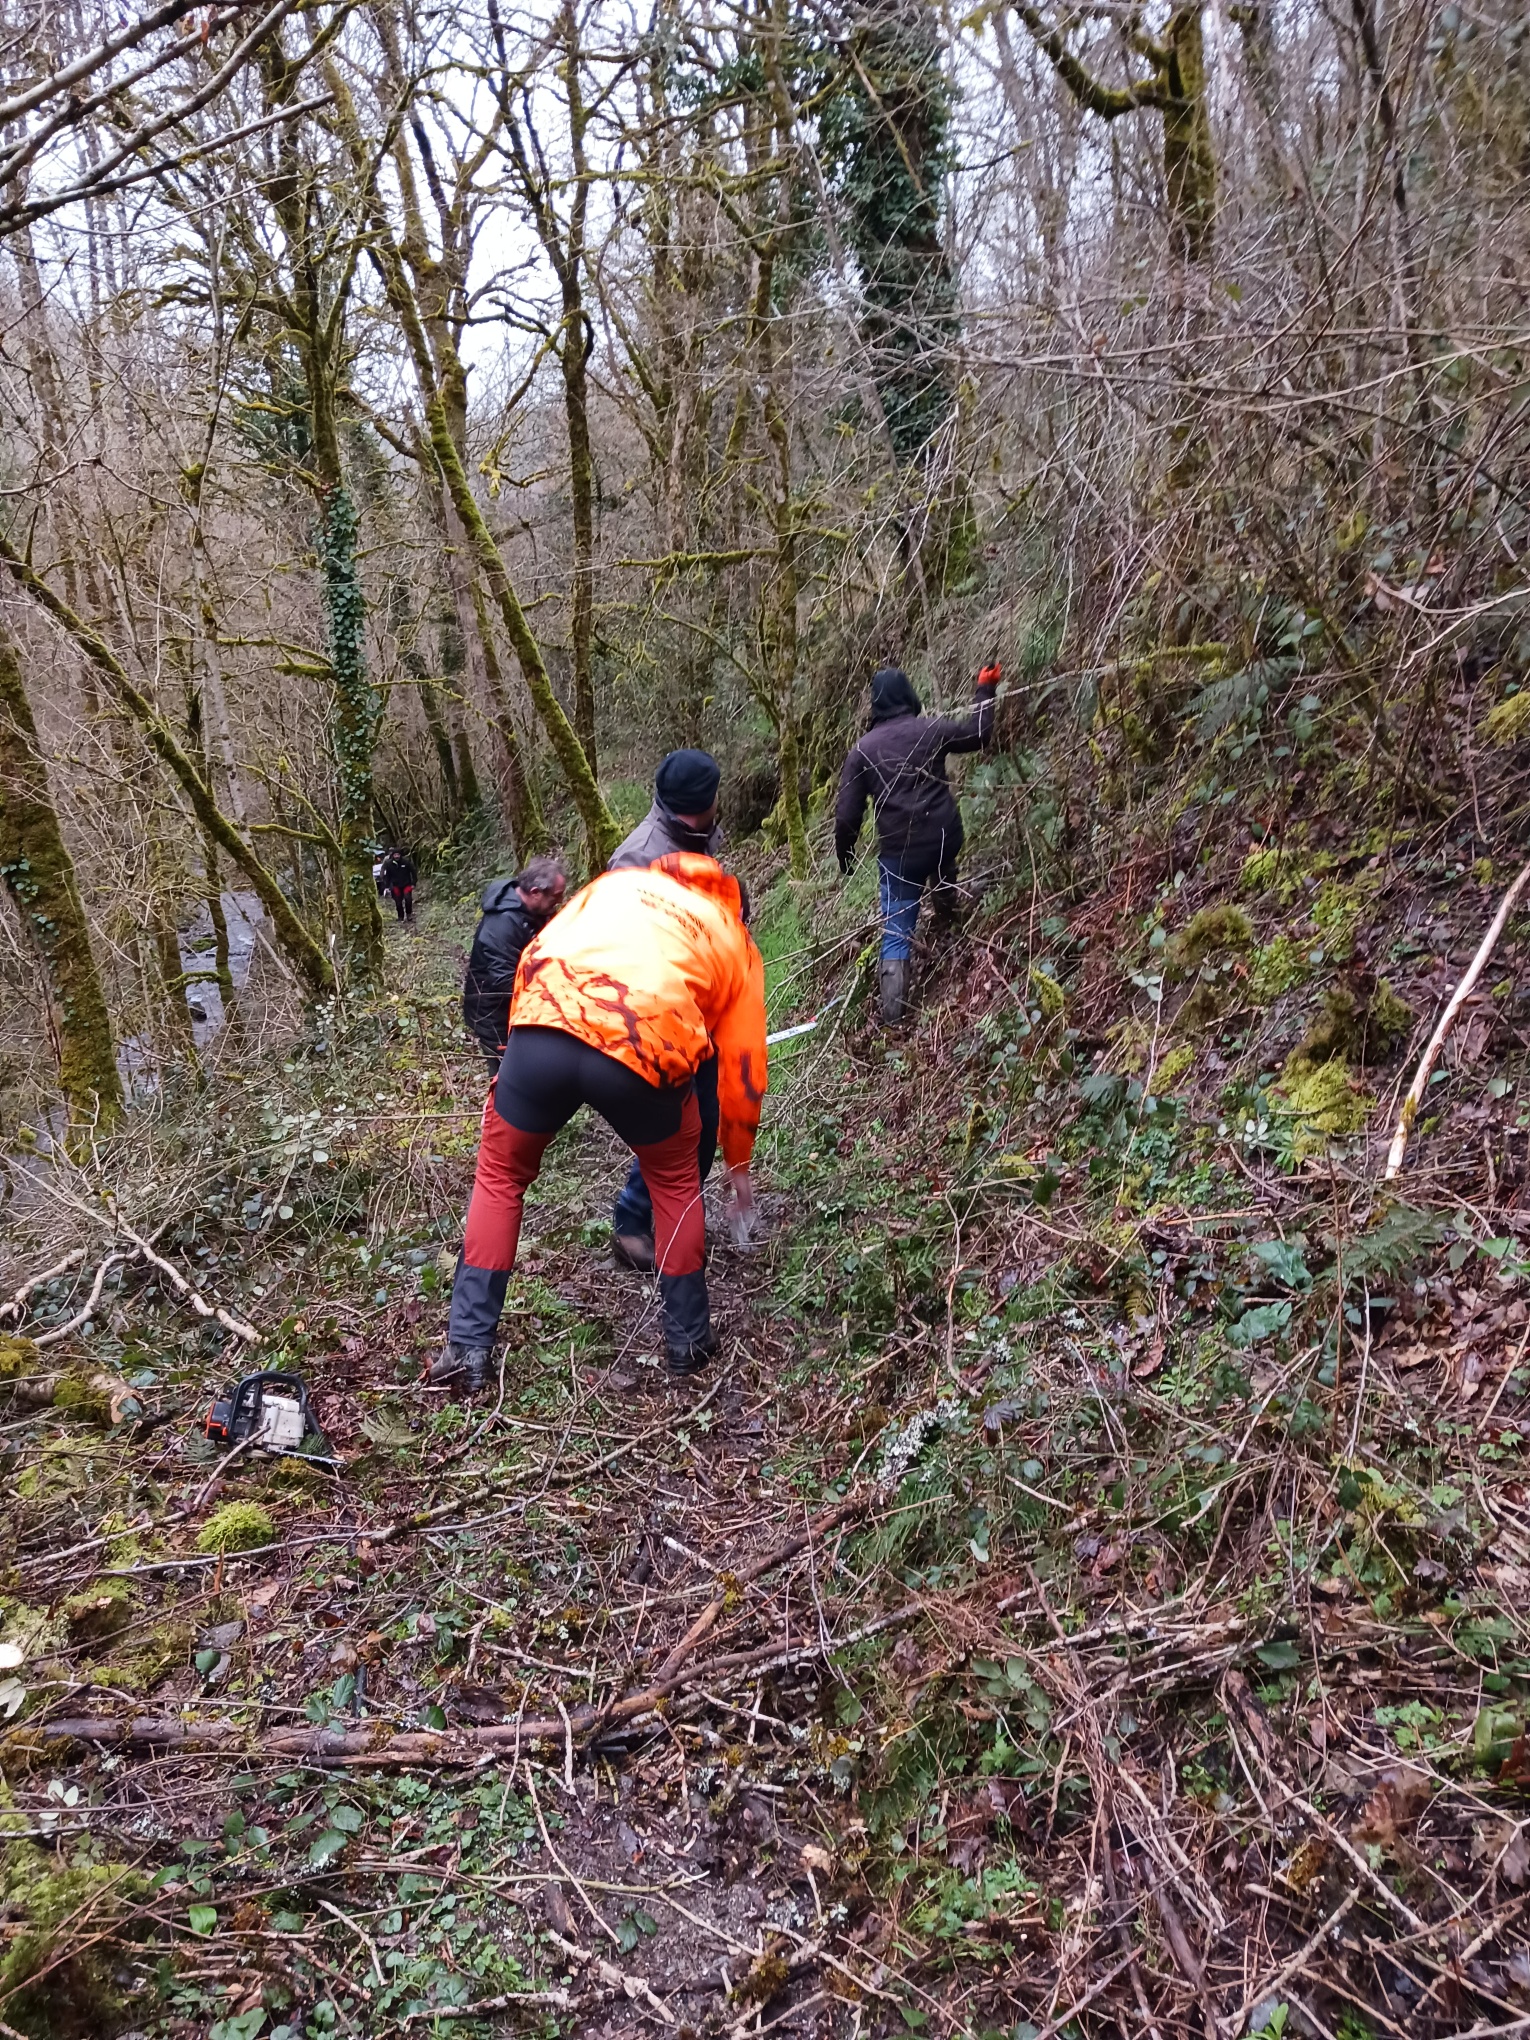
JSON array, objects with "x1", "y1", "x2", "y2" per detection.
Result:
[
  {"x1": 613, "y1": 1053, "x2": 719, "y2": 1238},
  {"x1": 879, "y1": 863, "x2": 926, "y2": 961}
]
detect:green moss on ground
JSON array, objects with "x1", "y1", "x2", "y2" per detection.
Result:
[
  {"x1": 1166, "y1": 904, "x2": 1253, "y2": 975},
  {"x1": 1, "y1": 1787, "x2": 148, "y2": 2038},
  {"x1": 1249, "y1": 934, "x2": 1310, "y2": 1002},
  {"x1": 195, "y1": 1502, "x2": 275, "y2": 1554},
  {"x1": 1278, "y1": 1056, "x2": 1375, "y2": 1157},
  {"x1": 61, "y1": 1581, "x2": 133, "y2": 1651},
  {"x1": 1293, "y1": 980, "x2": 1414, "y2": 1069}
]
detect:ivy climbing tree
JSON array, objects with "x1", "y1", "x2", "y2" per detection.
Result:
[
  {"x1": 822, "y1": 0, "x2": 960, "y2": 466},
  {"x1": 248, "y1": 31, "x2": 384, "y2": 986}
]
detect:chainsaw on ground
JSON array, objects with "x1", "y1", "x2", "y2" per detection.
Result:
[{"x1": 204, "y1": 1370, "x2": 331, "y2": 1459}]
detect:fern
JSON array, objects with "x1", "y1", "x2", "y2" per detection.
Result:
[{"x1": 1336, "y1": 1203, "x2": 1446, "y2": 1284}]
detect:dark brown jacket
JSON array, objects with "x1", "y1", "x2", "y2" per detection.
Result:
[{"x1": 834, "y1": 681, "x2": 996, "y2": 875}]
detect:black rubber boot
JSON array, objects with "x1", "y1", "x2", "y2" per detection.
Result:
[
  {"x1": 660, "y1": 1269, "x2": 714, "y2": 1375},
  {"x1": 431, "y1": 1343, "x2": 493, "y2": 1394},
  {"x1": 878, "y1": 958, "x2": 910, "y2": 1027},
  {"x1": 612, "y1": 1230, "x2": 657, "y2": 1272}
]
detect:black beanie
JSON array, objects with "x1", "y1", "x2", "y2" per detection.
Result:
[
  {"x1": 655, "y1": 748, "x2": 721, "y2": 815},
  {"x1": 870, "y1": 666, "x2": 922, "y2": 724}
]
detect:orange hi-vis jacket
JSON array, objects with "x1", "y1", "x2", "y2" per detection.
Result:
[{"x1": 511, "y1": 853, "x2": 767, "y2": 1168}]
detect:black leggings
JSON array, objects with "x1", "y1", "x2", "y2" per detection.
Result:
[{"x1": 495, "y1": 1027, "x2": 687, "y2": 1144}]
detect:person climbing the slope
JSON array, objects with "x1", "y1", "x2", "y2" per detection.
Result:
[
  {"x1": 379, "y1": 846, "x2": 417, "y2": 923},
  {"x1": 606, "y1": 748, "x2": 726, "y2": 1269},
  {"x1": 434, "y1": 852, "x2": 766, "y2": 1393},
  {"x1": 461, "y1": 854, "x2": 568, "y2": 1074},
  {"x1": 834, "y1": 661, "x2": 1001, "y2": 1025}
]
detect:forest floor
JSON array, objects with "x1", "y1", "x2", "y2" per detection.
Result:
[{"x1": 6, "y1": 824, "x2": 1530, "y2": 2040}]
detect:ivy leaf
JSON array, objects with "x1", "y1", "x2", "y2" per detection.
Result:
[
  {"x1": 1250, "y1": 1238, "x2": 1311, "y2": 1289},
  {"x1": 1254, "y1": 1639, "x2": 1301, "y2": 1671},
  {"x1": 308, "y1": 1829, "x2": 348, "y2": 1866},
  {"x1": 327, "y1": 1803, "x2": 364, "y2": 1834},
  {"x1": 188, "y1": 1903, "x2": 218, "y2": 1934}
]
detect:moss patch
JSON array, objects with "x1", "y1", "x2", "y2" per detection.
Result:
[
  {"x1": 1249, "y1": 935, "x2": 1310, "y2": 1003},
  {"x1": 1293, "y1": 980, "x2": 1414, "y2": 1069},
  {"x1": 1278, "y1": 1056, "x2": 1375, "y2": 1158},
  {"x1": 1166, "y1": 904, "x2": 1253, "y2": 976},
  {"x1": 1, "y1": 1786, "x2": 149, "y2": 2038},
  {"x1": 1174, "y1": 980, "x2": 1223, "y2": 1035},
  {"x1": 1241, "y1": 846, "x2": 1284, "y2": 894},
  {"x1": 0, "y1": 1337, "x2": 38, "y2": 1381},
  {"x1": 196, "y1": 1502, "x2": 275, "y2": 1555},
  {"x1": 1312, "y1": 879, "x2": 1366, "y2": 960},
  {"x1": 1153, "y1": 1043, "x2": 1195, "y2": 1092},
  {"x1": 61, "y1": 1580, "x2": 133, "y2": 1652},
  {"x1": 1028, "y1": 965, "x2": 1066, "y2": 1019},
  {"x1": 1481, "y1": 691, "x2": 1530, "y2": 747}
]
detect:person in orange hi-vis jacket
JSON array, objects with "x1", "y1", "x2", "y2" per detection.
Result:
[{"x1": 434, "y1": 853, "x2": 767, "y2": 1391}]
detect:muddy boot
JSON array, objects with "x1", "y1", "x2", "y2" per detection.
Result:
[
  {"x1": 878, "y1": 958, "x2": 910, "y2": 1027},
  {"x1": 612, "y1": 1230, "x2": 657, "y2": 1271},
  {"x1": 430, "y1": 1342, "x2": 493, "y2": 1395}
]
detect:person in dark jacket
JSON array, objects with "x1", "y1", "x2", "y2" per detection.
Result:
[
  {"x1": 607, "y1": 750, "x2": 724, "y2": 1269},
  {"x1": 835, "y1": 662, "x2": 1001, "y2": 1023},
  {"x1": 379, "y1": 847, "x2": 418, "y2": 922},
  {"x1": 461, "y1": 854, "x2": 568, "y2": 1072},
  {"x1": 608, "y1": 748, "x2": 724, "y2": 872}
]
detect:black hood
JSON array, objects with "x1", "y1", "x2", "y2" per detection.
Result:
[
  {"x1": 480, "y1": 878, "x2": 523, "y2": 913},
  {"x1": 870, "y1": 666, "x2": 922, "y2": 725}
]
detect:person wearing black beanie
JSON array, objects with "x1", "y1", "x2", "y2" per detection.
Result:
[
  {"x1": 604, "y1": 749, "x2": 727, "y2": 1267},
  {"x1": 835, "y1": 660, "x2": 1002, "y2": 1024}
]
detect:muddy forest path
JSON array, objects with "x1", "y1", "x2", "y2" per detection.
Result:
[
  {"x1": 12, "y1": 867, "x2": 1530, "y2": 2040},
  {"x1": 2, "y1": 886, "x2": 902, "y2": 2040}
]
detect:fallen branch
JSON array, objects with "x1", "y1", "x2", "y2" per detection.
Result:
[
  {"x1": 107, "y1": 1205, "x2": 260, "y2": 1345},
  {"x1": 399, "y1": 1989, "x2": 578, "y2": 2022},
  {"x1": 1, "y1": 1364, "x2": 142, "y2": 1425},
  {"x1": 32, "y1": 1253, "x2": 127, "y2": 1349},
  {"x1": 1, "y1": 1249, "x2": 87, "y2": 1325},
  {"x1": 25, "y1": 1600, "x2": 923, "y2": 1767},
  {"x1": 1385, "y1": 853, "x2": 1530, "y2": 1179}
]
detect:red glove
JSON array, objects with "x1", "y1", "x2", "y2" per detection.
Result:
[{"x1": 977, "y1": 662, "x2": 1002, "y2": 689}]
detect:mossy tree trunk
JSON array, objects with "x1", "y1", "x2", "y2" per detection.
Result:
[
  {"x1": 1013, "y1": 1, "x2": 1216, "y2": 265},
  {"x1": 317, "y1": 487, "x2": 384, "y2": 981},
  {"x1": 827, "y1": 0, "x2": 960, "y2": 463},
  {"x1": 0, "y1": 538, "x2": 335, "y2": 995},
  {"x1": 328, "y1": 63, "x2": 617, "y2": 873},
  {"x1": 429, "y1": 471, "x2": 547, "y2": 859},
  {"x1": 0, "y1": 627, "x2": 123, "y2": 1133},
  {"x1": 497, "y1": 0, "x2": 600, "y2": 776}
]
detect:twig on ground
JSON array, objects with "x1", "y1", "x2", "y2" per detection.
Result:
[{"x1": 1385, "y1": 852, "x2": 1530, "y2": 1178}]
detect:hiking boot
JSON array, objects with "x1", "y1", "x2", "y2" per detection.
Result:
[
  {"x1": 612, "y1": 1230, "x2": 657, "y2": 1272},
  {"x1": 931, "y1": 886, "x2": 963, "y2": 934},
  {"x1": 878, "y1": 958, "x2": 910, "y2": 1027},
  {"x1": 665, "y1": 1333, "x2": 718, "y2": 1379},
  {"x1": 430, "y1": 1342, "x2": 493, "y2": 1394}
]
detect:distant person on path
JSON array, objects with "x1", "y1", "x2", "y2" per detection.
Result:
[
  {"x1": 606, "y1": 749, "x2": 726, "y2": 1270},
  {"x1": 835, "y1": 661, "x2": 1001, "y2": 1025},
  {"x1": 461, "y1": 854, "x2": 568, "y2": 1074},
  {"x1": 379, "y1": 847, "x2": 417, "y2": 922},
  {"x1": 434, "y1": 853, "x2": 766, "y2": 1393}
]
